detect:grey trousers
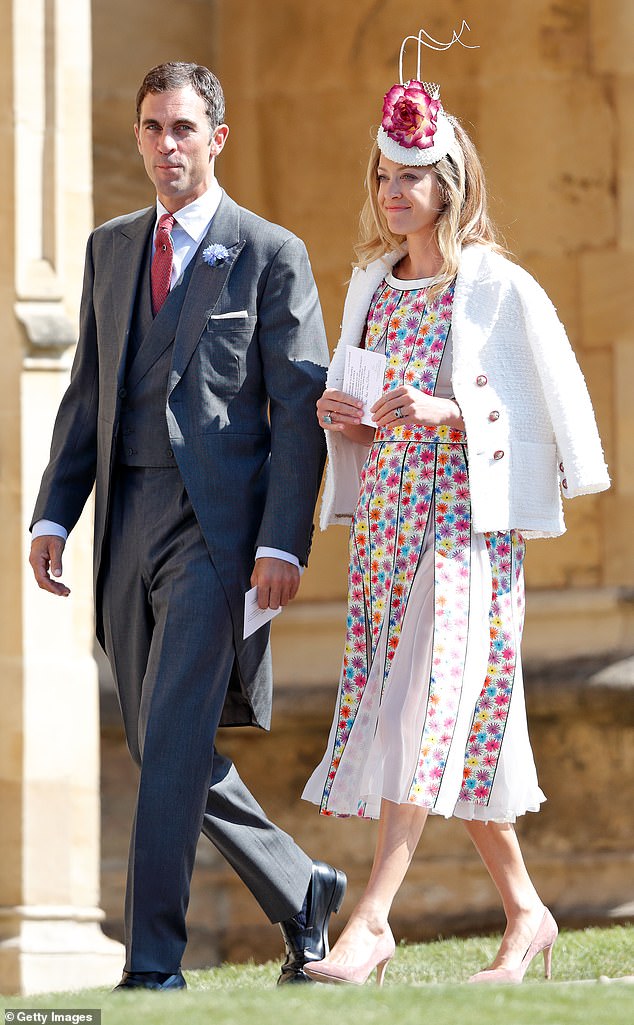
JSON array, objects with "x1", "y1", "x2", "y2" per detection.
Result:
[{"x1": 100, "y1": 466, "x2": 312, "y2": 972}]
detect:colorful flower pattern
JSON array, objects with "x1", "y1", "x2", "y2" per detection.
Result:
[
  {"x1": 319, "y1": 280, "x2": 524, "y2": 818},
  {"x1": 458, "y1": 531, "x2": 525, "y2": 804}
]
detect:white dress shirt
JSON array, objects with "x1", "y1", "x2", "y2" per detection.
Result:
[
  {"x1": 33, "y1": 182, "x2": 299, "y2": 569},
  {"x1": 156, "y1": 181, "x2": 222, "y2": 285}
]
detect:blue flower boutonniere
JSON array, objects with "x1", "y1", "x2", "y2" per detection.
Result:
[{"x1": 202, "y1": 243, "x2": 230, "y2": 267}]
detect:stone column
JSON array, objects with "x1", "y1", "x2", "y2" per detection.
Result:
[{"x1": 0, "y1": 0, "x2": 123, "y2": 994}]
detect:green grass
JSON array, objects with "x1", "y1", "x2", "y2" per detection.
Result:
[{"x1": 2, "y1": 925, "x2": 632, "y2": 1025}]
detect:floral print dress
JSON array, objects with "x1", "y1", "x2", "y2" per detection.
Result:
[{"x1": 303, "y1": 274, "x2": 545, "y2": 822}]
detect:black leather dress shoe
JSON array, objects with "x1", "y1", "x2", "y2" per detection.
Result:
[
  {"x1": 113, "y1": 970, "x2": 187, "y2": 992},
  {"x1": 278, "y1": 860, "x2": 347, "y2": 985}
]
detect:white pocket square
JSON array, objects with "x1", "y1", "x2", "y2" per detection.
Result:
[{"x1": 208, "y1": 310, "x2": 249, "y2": 320}]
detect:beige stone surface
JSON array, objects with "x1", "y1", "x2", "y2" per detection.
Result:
[
  {"x1": 524, "y1": 498, "x2": 602, "y2": 590},
  {"x1": 91, "y1": 0, "x2": 217, "y2": 226},
  {"x1": 522, "y1": 587, "x2": 634, "y2": 661},
  {"x1": 613, "y1": 341, "x2": 634, "y2": 494},
  {"x1": 576, "y1": 347, "x2": 614, "y2": 465},
  {"x1": 522, "y1": 254, "x2": 582, "y2": 347},
  {"x1": 581, "y1": 250, "x2": 634, "y2": 348},
  {"x1": 480, "y1": 77, "x2": 615, "y2": 257},
  {"x1": 603, "y1": 493, "x2": 634, "y2": 585},
  {"x1": 590, "y1": 0, "x2": 634, "y2": 74},
  {"x1": 615, "y1": 76, "x2": 634, "y2": 251}
]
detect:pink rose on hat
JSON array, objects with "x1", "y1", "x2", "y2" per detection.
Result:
[{"x1": 381, "y1": 81, "x2": 440, "y2": 150}]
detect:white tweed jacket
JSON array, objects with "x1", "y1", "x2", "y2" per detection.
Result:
[{"x1": 321, "y1": 244, "x2": 610, "y2": 539}]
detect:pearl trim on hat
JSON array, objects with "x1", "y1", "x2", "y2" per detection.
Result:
[{"x1": 377, "y1": 111, "x2": 456, "y2": 166}]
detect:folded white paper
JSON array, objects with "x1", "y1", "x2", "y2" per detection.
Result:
[
  {"x1": 243, "y1": 585, "x2": 283, "y2": 638},
  {"x1": 343, "y1": 346, "x2": 387, "y2": 426}
]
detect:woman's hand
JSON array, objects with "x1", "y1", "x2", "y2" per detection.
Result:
[
  {"x1": 317, "y1": 388, "x2": 362, "y2": 430},
  {"x1": 316, "y1": 388, "x2": 375, "y2": 443},
  {"x1": 371, "y1": 385, "x2": 464, "y2": 431}
]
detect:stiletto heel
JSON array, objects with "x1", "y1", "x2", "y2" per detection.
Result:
[
  {"x1": 304, "y1": 930, "x2": 395, "y2": 986},
  {"x1": 468, "y1": 908, "x2": 558, "y2": 984},
  {"x1": 376, "y1": 957, "x2": 390, "y2": 987}
]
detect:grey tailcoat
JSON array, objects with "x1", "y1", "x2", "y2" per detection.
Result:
[{"x1": 32, "y1": 191, "x2": 329, "y2": 728}]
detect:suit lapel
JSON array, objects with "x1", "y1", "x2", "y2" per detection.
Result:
[
  {"x1": 111, "y1": 207, "x2": 155, "y2": 380},
  {"x1": 169, "y1": 193, "x2": 244, "y2": 392}
]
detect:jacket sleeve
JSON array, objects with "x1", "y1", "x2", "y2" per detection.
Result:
[
  {"x1": 320, "y1": 266, "x2": 375, "y2": 529},
  {"x1": 514, "y1": 268, "x2": 610, "y2": 499},
  {"x1": 254, "y1": 235, "x2": 329, "y2": 564},
  {"x1": 30, "y1": 233, "x2": 100, "y2": 532},
  {"x1": 319, "y1": 250, "x2": 405, "y2": 529}
]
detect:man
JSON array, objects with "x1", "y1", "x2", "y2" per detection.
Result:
[{"x1": 29, "y1": 61, "x2": 345, "y2": 991}]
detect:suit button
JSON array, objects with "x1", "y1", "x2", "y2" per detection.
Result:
[
  {"x1": 488, "y1": 410, "x2": 500, "y2": 422},
  {"x1": 493, "y1": 449, "x2": 505, "y2": 460},
  {"x1": 559, "y1": 462, "x2": 565, "y2": 472},
  {"x1": 562, "y1": 478, "x2": 568, "y2": 489},
  {"x1": 128, "y1": 447, "x2": 136, "y2": 457},
  {"x1": 476, "y1": 374, "x2": 488, "y2": 387},
  {"x1": 118, "y1": 387, "x2": 127, "y2": 399},
  {"x1": 167, "y1": 448, "x2": 174, "y2": 458}
]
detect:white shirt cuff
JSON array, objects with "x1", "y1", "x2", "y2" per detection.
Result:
[
  {"x1": 31, "y1": 533, "x2": 300, "y2": 565},
  {"x1": 255, "y1": 546, "x2": 300, "y2": 569},
  {"x1": 32, "y1": 519, "x2": 68, "y2": 541}
]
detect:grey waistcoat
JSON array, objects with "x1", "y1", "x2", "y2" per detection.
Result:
[{"x1": 118, "y1": 244, "x2": 197, "y2": 467}]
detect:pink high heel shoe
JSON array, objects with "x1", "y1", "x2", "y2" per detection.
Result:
[
  {"x1": 304, "y1": 931, "x2": 395, "y2": 987},
  {"x1": 468, "y1": 908, "x2": 558, "y2": 984}
]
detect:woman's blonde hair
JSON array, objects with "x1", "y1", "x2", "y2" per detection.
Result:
[{"x1": 355, "y1": 117, "x2": 506, "y2": 299}]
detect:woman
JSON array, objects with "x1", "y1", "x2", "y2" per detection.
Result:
[{"x1": 302, "y1": 69, "x2": 609, "y2": 987}]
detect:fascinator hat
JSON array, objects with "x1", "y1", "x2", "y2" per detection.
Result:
[{"x1": 377, "y1": 23, "x2": 477, "y2": 166}]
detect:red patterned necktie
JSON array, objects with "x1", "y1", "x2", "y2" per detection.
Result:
[{"x1": 151, "y1": 213, "x2": 175, "y2": 315}]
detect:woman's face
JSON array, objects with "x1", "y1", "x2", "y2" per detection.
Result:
[{"x1": 377, "y1": 156, "x2": 444, "y2": 240}]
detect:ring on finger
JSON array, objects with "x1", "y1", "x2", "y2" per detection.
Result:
[
  {"x1": 394, "y1": 407, "x2": 404, "y2": 419},
  {"x1": 323, "y1": 412, "x2": 333, "y2": 425}
]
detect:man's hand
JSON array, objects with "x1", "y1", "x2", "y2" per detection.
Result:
[
  {"x1": 29, "y1": 535, "x2": 71, "y2": 597},
  {"x1": 250, "y1": 557, "x2": 300, "y2": 610}
]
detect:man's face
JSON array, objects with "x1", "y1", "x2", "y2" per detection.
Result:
[{"x1": 134, "y1": 85, "x2": 228, "y2": 211}]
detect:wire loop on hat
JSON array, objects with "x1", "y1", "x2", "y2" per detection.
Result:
[{"x1": 399, "y1": 22, "x2": 478, "y2": 85}]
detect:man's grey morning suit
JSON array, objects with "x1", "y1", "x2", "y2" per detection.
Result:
[{"x1": 32, "y1": 192, "x2": 329, "y2": 971}]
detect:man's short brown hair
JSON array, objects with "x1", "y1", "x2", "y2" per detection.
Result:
[{"x1": 136, "y1": 62, "x2": 225, "y2": 131}]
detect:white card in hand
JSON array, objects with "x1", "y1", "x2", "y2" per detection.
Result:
[
  {"x1": 343, "y1": 346, "x2": 387, "y2": 426},
  {"x1": 243, "y1": 585, "x2": 283, "y2": 639}
]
